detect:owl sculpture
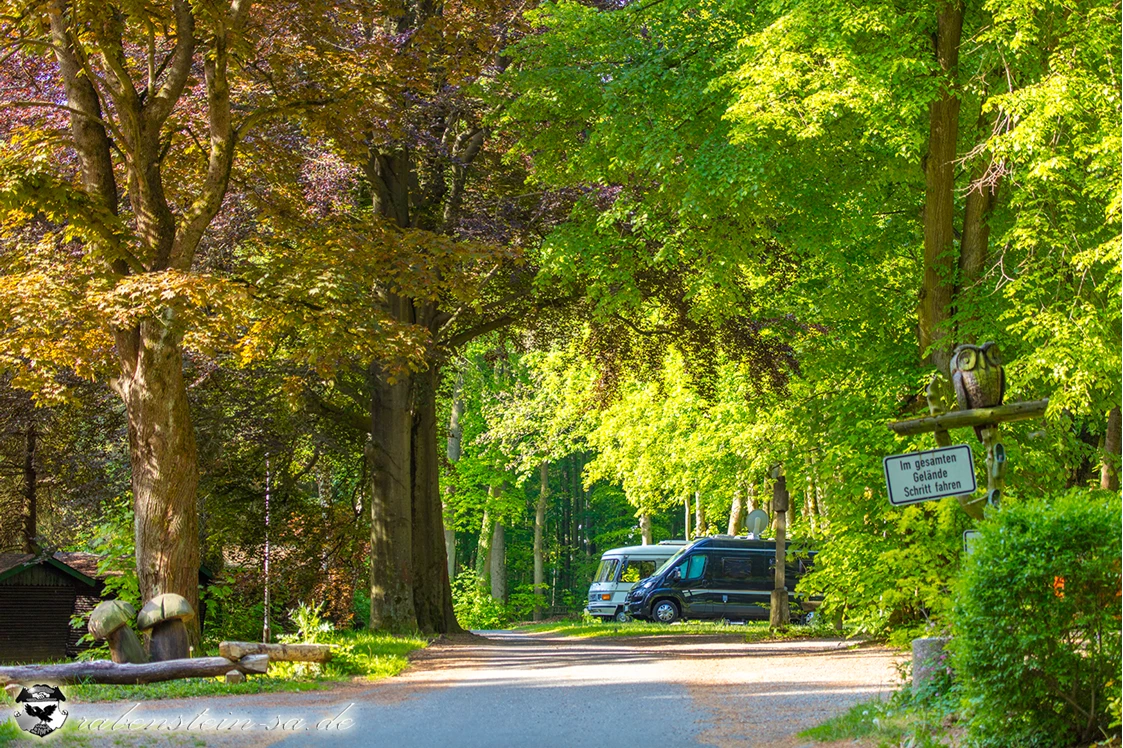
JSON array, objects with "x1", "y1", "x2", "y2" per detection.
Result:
[{"x1": 950, "y1": 341, "x2": 1005, "y2": 440}]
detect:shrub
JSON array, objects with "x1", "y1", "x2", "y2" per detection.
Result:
[
  {"x1": 951, "y1": 490, "x2": 1122, "y2": 747},
  {"x1": 450, "y1": 572, "x2": 513, "y2": 630}
]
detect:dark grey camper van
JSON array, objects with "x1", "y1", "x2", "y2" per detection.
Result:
[{"x1": 624, "y1": 536, "x2": 815, "y2": 623}]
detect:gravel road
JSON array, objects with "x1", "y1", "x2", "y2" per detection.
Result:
[{"x1": 61, "y1": 631, "x2": 902, "y2": 748}]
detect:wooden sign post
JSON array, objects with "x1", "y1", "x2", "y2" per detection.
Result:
[
  {"x1": 887, "y1": 354, "x2": 1047, "y2": 519},
  {"x1": 769, "y1": 465, "x2": 790, "y2": 629}
]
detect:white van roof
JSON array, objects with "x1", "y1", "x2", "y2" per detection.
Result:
[{"x1": 600, "y1": 543, "x2": 685, "y2": 558}]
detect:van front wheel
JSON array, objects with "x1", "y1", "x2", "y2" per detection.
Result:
[
  {"x1": 614, "y1": 609, "x2": 632, "y2": 623},
  {"x1": 652, "y1": 600, "x2": 680, "y2": 624}
]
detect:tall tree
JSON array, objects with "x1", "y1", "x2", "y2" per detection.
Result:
[{"x1": 0, "y1": 0, "x2": 277, "y2": 622}]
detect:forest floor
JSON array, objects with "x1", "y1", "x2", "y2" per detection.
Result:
[{"x1": 8, "y1": 629, "x2": 904, "y2": 747}]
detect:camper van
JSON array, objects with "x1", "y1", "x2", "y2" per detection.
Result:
[
  {"x1": 625, "y1": 536, "x2": 817, "y2": 623},
  {"x1": 586, "y1": 541, "x2": 687, "y2": 622}
]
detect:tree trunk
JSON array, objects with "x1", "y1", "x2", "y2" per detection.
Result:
[
  {"x1": 21, "y1": 417, "x2": 36, "y2": 554},
  {"x1": 560, "y1": 462, "x2": 571, "y2": 592},
  {"x1": 639, "y1": 512, "x2": 653, "y2": 545},
  {"x1": 803, "y1": 458, "x2": 818, "y2": 533},
  {"x1": 367, "y1": 325, "x2": 416, "y2": 632},
  {"x1": 1102, "y1": 407, "x2": 1121, "y2": 491},
  {"x1": 476, "y1": 506, "x2": 493, "y2": 589},
  {"x1": 684, "y1": 497, "x2": 692, "y2": 540},
  {"x1": 694, "y1": 491, "x2": 706, "y2": 537},
  {"x1": 116, "y1": 326, "x2": 200, "y2": 635},
  {"x1": 571, "y1": 455, "x2": 582, "y2": 560},
  {"x1": 727, "y1": 489, "x2": 745, "y2": 536},
  {"x1": 958, "y1": 167, "x2": 998, "y2": 307},
  {"x1": 534, "y1": 461, "x2": 548, "y2": 621},
  {"x1": 444, "y1": 378, "x2": 465, "y2": 580},
  {"x1": 410, "y1": 363, "x2": 461, "y2": 634},
  {"x1": 918, "y1": 0, "x2": 965, "y2": 376},
  {"x1": 489, "y1": 521, "x2": 505, "y2": 602}
]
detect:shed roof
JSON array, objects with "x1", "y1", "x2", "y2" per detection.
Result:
[
  {"x1": 0, "y1": 552, "x2": 100, "y2": 588},
  {"x1": 0, "y1": 551, "x2": 213, "y2": 585}
]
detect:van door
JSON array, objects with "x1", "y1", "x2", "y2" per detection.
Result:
[{"x1": 667, "y1": 553, "x2": 710, "y2": 617}]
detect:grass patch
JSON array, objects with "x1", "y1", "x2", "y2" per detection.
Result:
[
  {"x1": 66, "y1": 675, "x2": 332, "y2": 703},
  {"x1": 801, "y1": 698, "x2": 907, "y2": 743},
  {"x1": 512, "y1": 617, "x2": 846, "y2": 642},
  {"x1": 0, "y1": 630, "x2": 428, "y2": 706},
  {"x1": 800, "y1": 693, "x2": 963, "y2": 748}
]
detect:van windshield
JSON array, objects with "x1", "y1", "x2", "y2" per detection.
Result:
[
  {"x1": 594, "y1": 557, "x2": 621, "y2": 583},
  {"x1": 654, "y1": 546, "x2": 689, "y2": 576}
]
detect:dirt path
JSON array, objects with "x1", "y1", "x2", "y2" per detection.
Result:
[{"x1": 54, "y1": 631, "x2": 903, "y2": 747}]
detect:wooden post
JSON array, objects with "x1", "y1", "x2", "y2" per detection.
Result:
[
  {"x1": 981, "y1": 426, "x2": 1006, "y2": 507},
  {"x1": 925, "y1": 374, "x2": 984, "y2": 519},
  {"x1": 769, "y1": 466, "x2": 790, "y2": 629},
  {"x1": 887, "y1": 398, "x2": 1048, "y2": 436}
]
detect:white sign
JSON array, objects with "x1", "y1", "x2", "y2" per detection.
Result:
[
  {"x1": 883, "y1": 444, "x2": 976, "y2": 506},
  {"x1": 963, "y1": 529, "x2": 981, "y2": 555}
]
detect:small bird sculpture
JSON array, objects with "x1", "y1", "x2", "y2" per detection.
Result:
[{"x1": 950, "y1": 341, "x2": 1005, "y2": 440}]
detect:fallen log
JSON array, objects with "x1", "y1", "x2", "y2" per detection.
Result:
[
  {"x1": 0, "y1": 655, "x2": 268, "y2": 686},
  {"x1": 218, "y1": 642, "x2": 333, "y2": 663}
]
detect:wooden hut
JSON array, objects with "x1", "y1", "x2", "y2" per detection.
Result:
[
  {"x1": 0, "y1": 553, "x2": 101, "y2": 663},
  {"x1": 0, "y1": 553, "x2": 215, "y2": 664}
]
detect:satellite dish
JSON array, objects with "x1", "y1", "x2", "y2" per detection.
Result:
[{"x1": 744, "y1": 509, "x2": 770, "y2": 537}]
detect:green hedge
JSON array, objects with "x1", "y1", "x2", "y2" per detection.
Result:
[{"x1": 952, "y1": 490, "x2": 1122, "y2": 747}]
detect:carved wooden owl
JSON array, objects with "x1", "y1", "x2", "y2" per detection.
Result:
[{"x1": 951, "y1": 341, "x2": 1005, "y2": 439}]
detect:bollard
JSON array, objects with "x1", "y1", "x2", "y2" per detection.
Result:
[{"x1": 912, "y1": 637, "x2": 950, "y2": 693}]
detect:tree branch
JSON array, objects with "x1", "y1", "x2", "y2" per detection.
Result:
[{"x1": 145, "y1": 0, "x2": 196, "y2": 129}]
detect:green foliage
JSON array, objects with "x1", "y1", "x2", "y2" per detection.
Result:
[
  {"x1": 800, "y1": 691, "x2": 958, "y2": 748},
  {"x1": 81, "y1": 496, "x2": 140, "y2": 608},
  {"x1": 951, "y1": 491, "x2": 1122, "y2": 747},
  {"x1": 68, "y1": 496, "x2": 140, "y2": 658},
  {"x1": 451, "y1": 572, "x2": 516, "y2": 629}
]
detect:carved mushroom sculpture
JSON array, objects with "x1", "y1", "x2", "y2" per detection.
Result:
[
  {"x1": 88, "y1": 600, "x2": 148, "y2": 664},
  {"x1": 136, "y1": 594, "x2": 195, "y2": 661}
]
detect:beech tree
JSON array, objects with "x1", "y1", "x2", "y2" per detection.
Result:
[
  {"x1": 239, "y1": 0, "x2": 579, "y2": 633},
  {"x1": 0, "y1": 0, "x2": 275, "y2": 623}
]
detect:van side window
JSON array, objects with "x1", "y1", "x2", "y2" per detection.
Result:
[
  {"x1": 719, "y1": 557, "x2": 753, "y2": 580},
  {"x1": 620, "y1": 560, "x2": 657, "y2": 583},
  {"x1": 683, "y1": 554, "x2": 707, "y2": 581}
]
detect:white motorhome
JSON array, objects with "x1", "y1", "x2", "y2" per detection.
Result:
[{"x1": 585, "y1": 540, "x2": 687, "y2": 622}]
